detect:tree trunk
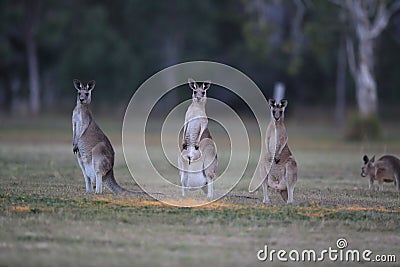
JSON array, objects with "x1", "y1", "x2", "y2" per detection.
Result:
[
  {"x1": 24, "y1": 0, "x2": 41, "y2": 115},
  {"x1": 335, "y1": 0, "x2": 400, "y2": 139},
  {"x1": 335, "y1": 36, "x2": 346, "y2": 128},
  {"x1": 26, "y1": 34, "x2": 40, "y2": 114},
  {"x1": 355, "y1": 28, "x2": 377, "y2": 118},
  {"x1": 355, "y1": 60, "x2": 377, "y2": 117},
  {"x1": 161, "y1": 37, "x2": 179, "y2": 111},
  {"x1": 10, "y1": 75, "x2": 22, "y2": 113},
  {"x1": 342, "y1": 0, "x2": 400, "y2": 118}
]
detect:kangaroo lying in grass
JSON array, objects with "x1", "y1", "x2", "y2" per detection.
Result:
[
  {"x1": 72, "y1": 79, "x2": 147, "y2": 195},
  {"x1": 178, "y1": 78, "x2": 218, "y2": 200},
  {"x1": 361, "y1": 154, "x2": 400, "y2": 191},
  {"x1": 251, "y1": 99, "x2": 297, "y2": 204}
]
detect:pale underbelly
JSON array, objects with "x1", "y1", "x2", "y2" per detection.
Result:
[
  {"x1": 79, "y1": 155, "x2": 96, "y2": 181},
  {"x1": 186, "y1": 171, "x2": 207, "y2": 189},
  {"x1": 268, "y1": 165, "x2": 287, "y2": 190},
  {"x1": 180, "y1": 153, "x2": 207, "y2": 189}
]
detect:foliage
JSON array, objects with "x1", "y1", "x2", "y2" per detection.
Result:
[
  {"x1": 345, "y1": 113, "x2": 382, "y2": 140},
  {"x1": 0, "y1": 0, "x2": 399, "y2": 114}
]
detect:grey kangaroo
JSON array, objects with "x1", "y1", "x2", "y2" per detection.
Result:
[
  {"x1": 250, "y1": 99, "x2": 298, "y2": 204},
  {"x1": 361, "y1": 154, "x2": 400, "y2": 191},
  {"x1": 72, "y1": 79, "x2": 144, "y2": 195},
  {"x1": 178, "y1": 78, "x2": 218, "y2": 200}
]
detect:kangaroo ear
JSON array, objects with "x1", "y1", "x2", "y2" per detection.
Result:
[
  {"x1": 188, "y1": 78, "x2": 197, "y2": 90},
  {"x1": 268, "y1": 99, "x2": 276, "y2": 107},
  {"x1": 363, "y1": 155, "x2": 369, "y2": 164},
  {"x1": 371, "y1": 155, "x2": 375, "y2": 163},
  {"x1": 87, "y1": 80, "x2": 96, "y2": 91},
  {"x1": 73, "y1": 79, "x2": 83, "y2": 91},
  {"x1": 202, "y1": 80, "x2": 211, "y2": 91},
  {"x1": 280, "y1": 99, "x2": 288, "y2": 108}
]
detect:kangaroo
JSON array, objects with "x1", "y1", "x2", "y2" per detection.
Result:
[
  {"x1": 72, "y1": 79, "x2": 145, "y2": 195},
  {"x1": 178, "y1": 78, "x2": 218, "y2": 200},
  {"x1": 251, "y1": 99, "x2": 297, "y2": 204},
  {"x1": 361, "y1": 155, "x2": 400, "y2": 191}
]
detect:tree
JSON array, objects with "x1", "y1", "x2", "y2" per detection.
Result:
[
  {"x1": 24, "y1": 0, "x2": 41, "y2": 114},
  {"x1": 335, "y1": 0, "x2": 400, "y2": 118},
  {"x1": 242, "y1": 0, "x2": 310, "y2": 96}
]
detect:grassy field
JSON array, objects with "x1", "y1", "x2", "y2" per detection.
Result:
[{"x1": 0, "y1": 113, "x2": 399, "y2": 267}]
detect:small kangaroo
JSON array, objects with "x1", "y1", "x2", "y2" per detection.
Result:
[
  {"x1": 178, "y1": 78, "x2": 218, "y2": 200},
  {"x1": 252, "y1": 99, "x2": 297, "y2": 204},
  {"x1": 361, "y1": 155, "x2": 400, "y2": 191},
  {"x1": 72, "y1": 79, "x2": 144, "y2": 195}
]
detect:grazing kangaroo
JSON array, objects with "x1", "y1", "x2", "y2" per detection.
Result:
[
  {"x1": 178, "y1": 78, "x2": 218, "y2": 200},
  {"x1": 72, "y1": 79, "x2": 145, "y2": 195},
  {"x1": 251, "y1": 99, "x2": 297, "y2": 204},
  {"x1": 361, "y1": 155, "x2": 400, "y2": 191}
]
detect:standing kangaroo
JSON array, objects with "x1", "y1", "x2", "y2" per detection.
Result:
[
  {"x1": 251, "y1": 99, "x2": 297, "y2": 204},
  {"x1": 72, "y1": 79, "x2": 143, "y2": 195},
  {"x1": 178, "y1": 78, "x2": 218, "y2": 200},
  {"x1": 361, "y1": 155, "x2": 400, "y2": 191}
]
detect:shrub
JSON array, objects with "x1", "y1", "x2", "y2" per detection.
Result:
[{"x1": 345, "y1": 113, "x2": 381, "y2": 141}]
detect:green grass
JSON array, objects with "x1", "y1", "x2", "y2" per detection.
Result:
[{"x1": 0, "y1": 114, "x2": 399, "y2": 267}]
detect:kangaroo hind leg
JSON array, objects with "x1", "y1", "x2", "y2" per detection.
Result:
[
  {"x1": 259, "y1": 165, "x2": 270, "y2": 204},
  {"x1": 92, "y1": 143, "x2": 113, "y2": 194},
  {"x1": 203, "y1": 161, "x2": 216, "y2": 201},
  {"x1": 285, "y1": 158, "x2": 297, "y2": 204},
  {"x1": 201, "y1": 139, "x2": 217, "y2": 201},
  {"x1": 77, "y1": 152, "x2": 94, "y2": 193},
  {"x1": 178, "y1": 156, "x2": 188, "y2": 197}
]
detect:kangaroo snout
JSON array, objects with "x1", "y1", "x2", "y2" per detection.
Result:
[{"x1": 273, "y1": 111, "x2": 281, "y2": 120}]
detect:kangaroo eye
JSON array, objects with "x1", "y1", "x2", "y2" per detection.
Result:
[
  {"x1": 195, "y1": 145, "x2": 199, "y2": 150},
  {"x1": 85, "y1": 93, "x2": 89, "y2": 97}
]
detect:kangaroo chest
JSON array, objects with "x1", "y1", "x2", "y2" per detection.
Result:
[
  {"x1": 73, "y1": 108, "x2": 88, "y2": 135},
  {"x1": 267, "y1": 125, "x2": 285, "y2": 151},
  {"x1": 184, "y1": 105, "x2": 207, "y2": 145},
  {"x1": 73, "y1": 108, "x2": 114, "y2": 164},
  {"x1": 185, "y1": 119, "x2": 207, "y2": 143}
]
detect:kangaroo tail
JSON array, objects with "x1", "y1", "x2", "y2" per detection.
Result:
[{"x1": 103, "y1": 169, "x2": 163, "y2": 196}]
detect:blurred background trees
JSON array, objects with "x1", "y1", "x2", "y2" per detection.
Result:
[
  {"x1": 333, "y1": 0, "x2": 400, "y2": 139},
  {"x1": 0, "y1": 0, "x2": 399, "y2": 137}
]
